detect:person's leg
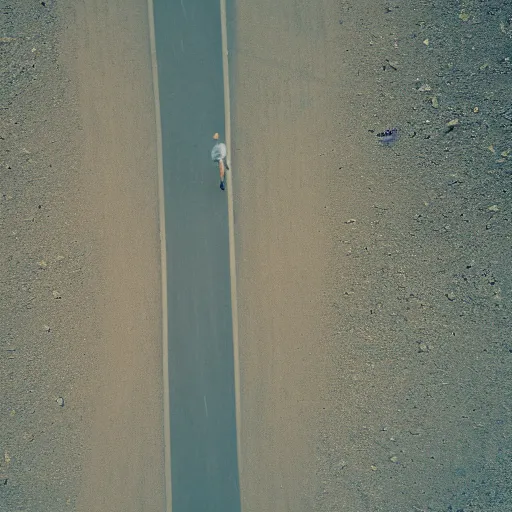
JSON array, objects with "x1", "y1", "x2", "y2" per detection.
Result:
[{"x1": 219, "y1": 159, "x2": 225, "y2": 189}]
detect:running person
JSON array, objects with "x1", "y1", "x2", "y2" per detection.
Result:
[{"x1": 211, "y1": 133, "x2": 229, "y2": 190}]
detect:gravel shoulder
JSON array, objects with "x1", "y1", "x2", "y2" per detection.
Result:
[
  {"x1": 1, "y1": 2, "x2": 165, "y2": 511},
  {"x1": 232, "y1": 1, "x2": 511, "y2": 511}
]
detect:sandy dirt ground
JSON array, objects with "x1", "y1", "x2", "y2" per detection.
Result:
[
  {"x1": 1, "y1": 1, "x2": 165, "y2": 511},
  {"x1": 230, "y1": 1, "x2": 336, "y2": 510},
  {"x1": 2, "y1": 1, "x2": 512, "y2": 512},
  {"x1": 231, "y1": 1, "x2": 511, "y2": 512}
]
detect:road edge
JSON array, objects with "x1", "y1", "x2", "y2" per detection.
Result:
[
  {"x1": 220, "y1": 0, "x2": 243, "y2": 507},
  {"x1": 147, "y1": 1, "x2": 172, "y2": 511}
]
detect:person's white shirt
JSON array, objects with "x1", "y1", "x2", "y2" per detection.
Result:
[{"x1": 211, "y1": 142, "x2": 227, "y2": 162}]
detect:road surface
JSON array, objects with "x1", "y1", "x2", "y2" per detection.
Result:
[{"x1": 153, "y1": 1, "x2": 240, "y2": 511}]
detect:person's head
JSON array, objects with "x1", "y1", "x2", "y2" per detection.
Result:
[{"x1": 213, "y1": 132, "x2": 220, "y2": 140}]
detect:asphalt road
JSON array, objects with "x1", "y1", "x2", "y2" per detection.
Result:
[{"x1": 153, "y1": 1, "x2": 240, "y2": 511}]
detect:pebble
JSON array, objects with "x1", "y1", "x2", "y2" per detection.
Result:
[
  {"x1": 418, "y1": 342, "x2": 430, "y2": 353},
  {"x1": 56, "y1": 397, "x2": 64, "y2": 407},
  {"x1": 52, "y1": 290, "x2": 61, "y2": 299}
]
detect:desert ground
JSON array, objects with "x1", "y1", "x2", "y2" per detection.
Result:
[
  {"x1": 1, "y1": 1, "x2": 511, "y2": 512},
  {"x1": 1, "y1": 1, "x2": 165, "y2": 511},
  {"x1": 232, "y1": 1, "x2": 512, "y2": 511}
]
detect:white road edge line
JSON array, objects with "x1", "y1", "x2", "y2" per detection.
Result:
[
  {"x1": 147, "y1": 1, "x2": 172, "y2": 511},
  {"x1": 220, "y1": 0, "x2": 243, "y2": 507}
]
